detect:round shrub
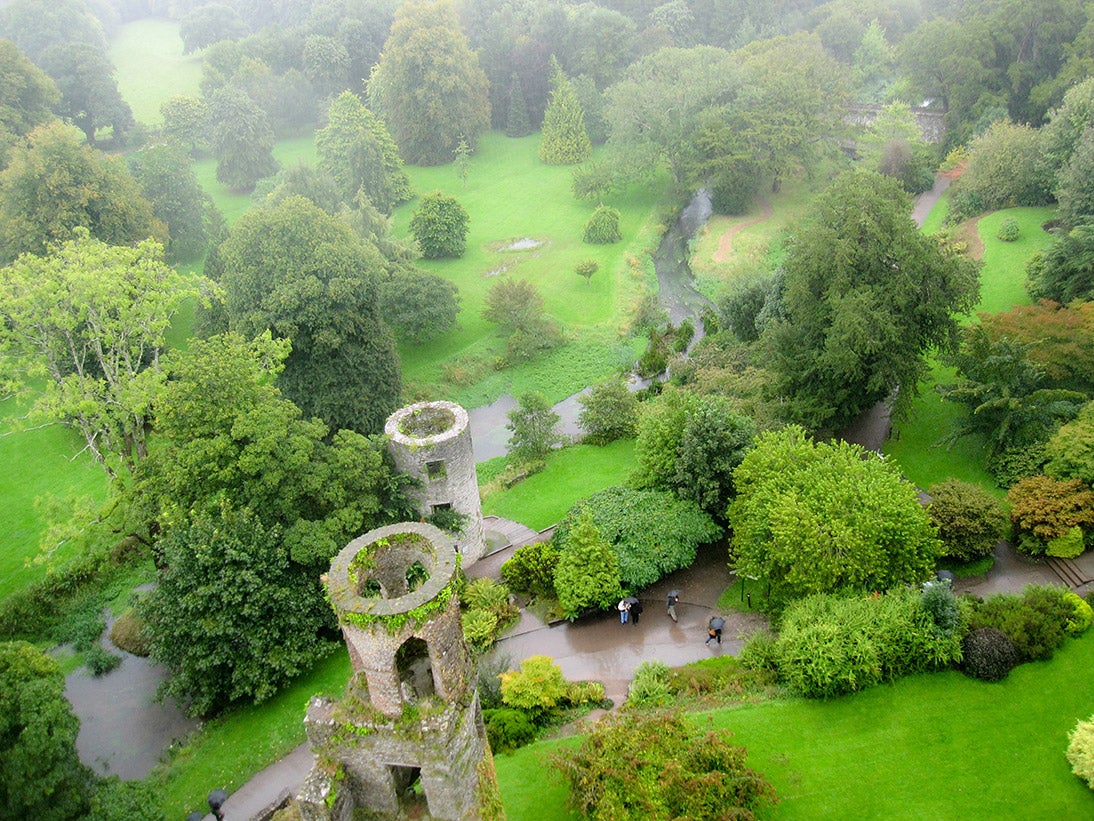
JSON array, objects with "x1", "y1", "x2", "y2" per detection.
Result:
[
  {"x1": 997, "y1": 217, "x2": 1021, "y2": 241},
  {"x1": 109, "y1": 609, "x2": 151, "y2": 656},
  {"x1": 927, "y1": 478, "x2": 1008, "y2": 562},
  {"x1": 626, "y1": 660, "x2": 672, "y2": 707},
  {"x1": 574, "y1": 259, "x2": 598, "y2": 282},
  {"x1": 499, "y1": 655, "x2": 570, "y2": 721},
  {"x1": 1067, "y1": 714, "x2": 1094, "y2": 789},
  {"x1": 583, "y1": 205, "x2": 622, "y2": 244},
  {"x1": 483, "y1": 707, "x2": 537, "y2": 753},
  {"x1": 409, "y1": 191, "x2": 470, "y2": 258},
  {"x1": 501, "y1": 541, "x2": 558, "y2": 598},
  {"x1": 462, "y1": 608, "x2": 498, "y2": 654},
  {"x1": 965, "y1": 585, "x2": 1073, "y2": 661},
  {"x1": 961, "y1": 627, "x2": 1018, "y2": 681},
  {"x1": 85, "y1": 644, "x2": 122, "y2": 677},
  {"x1": 566, "y1": 680, "x2": 606, "y2": 706}
]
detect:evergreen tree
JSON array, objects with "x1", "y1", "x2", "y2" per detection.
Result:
[
  {"x1": 506, "y1": 73, "x2": 532, "y2": 138},
  {"x1": 539, "y1": 59, "x2": 591, "y2": 165},
  {"x1": 553, "y1": 509, "x2": 622, "y2": 620},
  {"x1": 208, "y1": 85, "x2": 277, "y2": 193}
]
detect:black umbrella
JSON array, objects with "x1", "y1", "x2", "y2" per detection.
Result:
[
  {"x1": 709, "y1": 616, "x2": 725, "y2": 630},
  {"x1": 623, "y1": 596, "x2": 640, "y2": 605},
  {"x1": 667, "y1": 589, "x2": 681, "y2": 598}
]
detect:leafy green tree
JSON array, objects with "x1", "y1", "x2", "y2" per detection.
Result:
[
  {"x1": 303, "y1": 34, "x2": 350, "y2": 98},
  {"x1": 553, "y1": 510, "x2": 622, "y2": 620},
  {"x1": 0, "y1": 38, "x2": 59, "y2": 159},
  {"x1": 482, "y1": 277, "x2": 561, "y2": 361},
  {"x1": 939, "y1": 326, "x2": 1086, "y2": 460},
  {"x1": 1027, "y1": 222, "x2": 1094, "y2": 304},
  {"x1": 1045, "y1": 402, "x2": 1094, "y2": 485},
  {"x1": 604, "y1": 46, "x2": 742, "y2": 184},
  {"x1": 729, "y1": 426, "x2": 941, "y2": 607},
  {"x1": 367, "y1": 0, "x2": 490, "y2": 165},
  {"x1": 218, "y1": 195, "x2": 400, "y2": 435},
  {"x1": 505, "y1": 73, "x2": 532, "y2": 138},
  {"x1": 179, "y1": 3, "x2": 247, "y2": 53},
  {"x1": 763, "y1": 171, "x2": 980, "y2": 433},
  {"x1": 1007, "y1": 474, "x2": 1094, "y2": 556},
  {"x1": 141, "y1": 504, "x2": 333, "y2": 716},
  {"x1": 0, "y1": 229, "x2": 195, "y2": 478},
  {"x1": 39, "y1": 42, "x2": 132, "y2": 145},
  {"x1": 949, "y1": 120, "x2": 1054, "y2": 220},
  {"x1": 127, "y1": 142, "x2": 214, "y2": 262},
  {"x1": 208, "y1": 85, "x2": 277, "y2": 192},
  {"x1": 978, "y1": 301, "x2": 1094, "y2": 393},
  {"x1": 633, "y1": 387, "x2": 754, "y2": 517},
  {"x1": 577, "y1": 379, "x2": 639, "y2": 444},
  {"x1": 506, "y1": 391, "x2": 562, "y2": 463},
  {"x1": 554, "y1": 486, "x2": 719, "y2": 589},
  {"x1": 553, "y1": 709, "x2": 778, "y2": 821},
  {"x1": 128, "y1": 332, "x2": 412, "y2": 568},
  {"x1": 735, "y1": 32, "x2": 849, "y2": 192},
  {"x1": 539, "y1": 61, "x2": 590, "y2": 165},
  {"x1": 316, "y1": 90, "x2": 411, "y2": 213},
  {"x1": 408, "y1": 190, "x2": 469, "y2": 258},
  {"x1": 0, "y1": 641, "x2": 94, "y2": 819},
  {"x1": 0, "y1": 0, "x2": 105, "y2": 64},
  {"x1": 583, "y1": 204, "x2": 621, "y2": 244},
  {"x1": 850, "y1": 18, "x2": 893, "y2": 100},
  {"x1": 1041, "y1": 76, "x2": 1094, "y2": 174},
  {"x1": 857, "y1": 102, "x2": 936, "y2": 194},
  {"x1": 926, "y1": 479, "x2": 1008, "y2": 563},
  {"x1": 1055, "y1": 127, "x2": 1094, "y2": 229},
  {"x1": 0, "y1": 121, "x2": 166, "y2": 262},
  {"x1": 378, "y1": 268, "x2": 460, "y2": 344},
  {"x1": 159, "y1": 94, "x2": 208, "y2": 155}
]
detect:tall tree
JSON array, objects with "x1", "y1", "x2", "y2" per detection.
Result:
[
  {"x1": 315, "y1": 90, "x2": 411, "y2": 212},
  {"x1": 0, "y1": 121, "x2": 166, "y2": 263},
  {"x1": 38, "y1": 42, "x2": 133, "y2": 145},
  {"x1": 127, "y1": 142, "x2": 215, "y2": 262},
  {"x1": 763, "y1": 171, "x2": 980, "y2": 433},
  {"x1": 0, "y1": 641, "x2": 94, "y2": 820},
  {"x1": 0, "y1": 0, "x2": 105, "y2": 64},
  {"x1": 218, "y1": 195, "x2": 401, "y2": 435},
  {"x1": 729, "y1": 426, "x2": 940, "y2": 607},
  {"x1": 159, "y1": 94, "x2": 208, "y2": 155},
  {"x1": 0, "y1": 38, "x2": 59, "y2": 160},
  {"x1": 553, "y1": 509, "x2": 621, "y2": 620},
  {"x1": 302, "y1": 34, "x2": 351, "y2": 98},
  {"x1": 367, "y1": 0, "x2": 490, "y2": 165},
  {"x1": 208, "y1": 85, "x2": 277, "y2": 192},
  {"x1": 178, "y1": 3, "x2": 248, "y2": 54},
  {"x1": 539, "y1": 60, "x2": 590, "y2": 165},
  {"x1": 506, "y1": 391, "x2": 563, "y2": 463},
  {"x1": 0, "y1": 229, "x2": 196, "y2": 477},
  {"x1": 505, "y1": 72, "x2": 532, "y2": 137}
]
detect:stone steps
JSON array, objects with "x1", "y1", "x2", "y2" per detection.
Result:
[{"x1": 1047, "y1": 556, "x2": 1088, "y2": 589}]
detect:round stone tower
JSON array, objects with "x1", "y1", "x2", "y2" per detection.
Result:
[
  {"x1": 385, "y1": 401, "x2": 486, "y2": 567},
  {"x1": 298, "y1": 522, "x2": 502, "y2": 821}
]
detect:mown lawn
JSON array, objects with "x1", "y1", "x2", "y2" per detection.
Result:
[
  {"x1": 391, "y1": 132, "x2": 666, "y2": 407},
  {"x1": 496, "y1": 629, "x2": 1094, "y2": 819},
  {"x1": 480, "y1": 439, "x2": 638, "y2": 530},
  {"x1": 109, "y1": 18, "x2": 202, "y2": 125}
]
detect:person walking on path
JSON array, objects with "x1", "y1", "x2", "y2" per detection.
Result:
[
  {"x1": 666, "y1": 590, "x2": 680, "y2": 622},
  {"x1": 618, "y1": 599, "x2": 630, "y2": 624},
  {"x1": 705, "y1": 615, "x2": 724, "y2": 645},
  {"x1": 630, "y1": 599, "x2": 644, "y2": 625}
]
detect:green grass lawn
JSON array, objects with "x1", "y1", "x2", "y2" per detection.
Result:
[
  {"x1": 109, "y1": 18, "x2": 202, "y2": 126},
  {"x1": 481, "y1": 439, "x2": 638, "y2": 530},
  {"x1": 391, "y1": 132, "x2": 666, "y2": 406},
  {"x1": 496, "y1": 629, "x2": 1094, "y2": 819}
]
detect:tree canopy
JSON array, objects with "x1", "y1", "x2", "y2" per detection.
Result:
[
  {"x1": 763, "y1": 171, "x2": 980, "y2": 433},
  {"x1": 0, "y1": 38, "x2": 59, "y2": 158},
  {"x1": 218, "y1": 195, "x2": 401, "y2": 435},
  {"x1": 0, "y1": 229, "x2": 195, "y2": 477},
  {"x1": 367, "y1": 0, "x2": 490, "y2": 165},
  {"x1": 729, "y1": 426, "x2": 940, "y2": 607}
]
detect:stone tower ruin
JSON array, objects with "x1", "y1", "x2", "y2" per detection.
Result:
[
  {"x1": 385, "y1": 401, "x2": 486, "y2": 567},
  {"x1": 297, "y1": 521, "x2": 502, "y2": 820}
]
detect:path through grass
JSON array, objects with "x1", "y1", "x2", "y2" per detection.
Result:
[{"x1": 496, "y1": 630, "x2": 1094, "y2": 819}]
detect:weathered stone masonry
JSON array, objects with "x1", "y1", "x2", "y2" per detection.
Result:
[{"x1": 297, "y1": 522, "x2": 501, "y2": 820}]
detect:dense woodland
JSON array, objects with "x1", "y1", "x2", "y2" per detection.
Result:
[{"x1": 2, "y1": 0, "x2": 1094, "y2": 817}]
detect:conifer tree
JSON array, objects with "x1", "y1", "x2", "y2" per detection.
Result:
[
  {"x1": 553, "y1": 509, "x2": 622, "y2": 619},
  {"x1": 506, "y1": 73, "x2": 532, "y2": 137},
  {"x1": 539, "y1": 59, "x2": 591, "y2": 165}
]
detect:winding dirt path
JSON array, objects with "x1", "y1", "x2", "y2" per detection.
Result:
[{"x1": 710, "y1": 197, "x2": 774, "y2": 263}]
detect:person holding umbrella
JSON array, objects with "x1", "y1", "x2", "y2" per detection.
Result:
[
  {"x1": 705, "y1": 615, "x2": 725, "y2": 645},
  {"x1": 625, "y1": 596, "x2": 643, "y2": 625},
  {"x1": 666, "y1": 589, "x2": 680, "y2": 622},
  {"x1": 618, "y1": 598, "x2": 630, "y2": 624}
]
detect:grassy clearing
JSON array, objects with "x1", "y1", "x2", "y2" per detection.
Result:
[
  {"x1": 481, "y1": 439, "x2": 638, "y2": 530},
  {"x1": 496, "y1": 630, "x2": 1094, "y2": 819},
  {"x1": 109, "y1": 19, "x2": 202, "y2": 126},
  {"x1": 391, "y1": 132, "x2": 666, "y2": 406},
  {"x1": 888, "y1": 204, "x2": 1058, "y2": 492},
  {"x1": 152, "y1": 649, "x2": 352, "y2": 818}
]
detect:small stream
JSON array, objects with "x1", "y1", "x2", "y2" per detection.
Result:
[{"x1": 469, "y1": 190, "x2": 716, "y2": 462}]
